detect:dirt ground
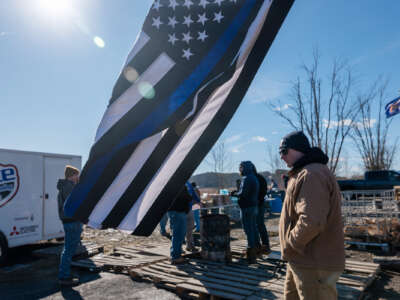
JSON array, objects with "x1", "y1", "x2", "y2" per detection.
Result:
[{"x1": 1, "y1": 215, "x2": 400, "y2": 299}]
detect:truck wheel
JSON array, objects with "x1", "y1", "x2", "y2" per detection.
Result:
[{"x1": 0, "y1": 233, "x2": 8, "y2": 266}]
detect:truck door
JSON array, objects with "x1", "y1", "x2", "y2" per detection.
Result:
[{"x1": 43, "y1": 156, "x2": 71, "y2": 238}]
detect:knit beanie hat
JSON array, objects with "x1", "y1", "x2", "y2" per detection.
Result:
[
  {"x1": 65, "y1": 165, "x2": 79, "y2": 179},
  {"x1": 280, "y1": 131, "x2": 311, "y2": 154}
]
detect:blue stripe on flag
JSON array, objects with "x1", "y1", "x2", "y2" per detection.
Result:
[{"x1": 64, "y1": 0, "x2": 257, "y2": 217}]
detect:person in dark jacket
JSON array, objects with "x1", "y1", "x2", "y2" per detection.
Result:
[
  {"x1": 185, "y1": 181, "x2": 201, "y2": 251},
  {"x1": 191, "y1": 182, "x2": 202, "y2": 232},
  {"x1": 168, "y1": 184, "x2": 192, "y2": 264},
  {"x1": 230, "y1": 179, "x2": 242, "y2": 197},
  {"x1": 253, "y1": 166, "x2": 271, "y2": 255},
  {"x1": 237, "y1": 161, "x2": 259, "y2": 263},
  {"x1": 57, "y1": 165, "x2": 82, "y2": 286}
]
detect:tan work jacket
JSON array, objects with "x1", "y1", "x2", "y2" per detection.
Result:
[{"x1": 279, "y1": 163, "x2": 345, "y2": 271}]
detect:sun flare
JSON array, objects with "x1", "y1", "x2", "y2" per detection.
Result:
[{"x1": 36, "y1": 0, "x2": 72, "y2": 19}]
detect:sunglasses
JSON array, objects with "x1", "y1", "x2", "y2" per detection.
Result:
[{"x1": 279, "y1": 148, "x2": 288, "y2": 156}]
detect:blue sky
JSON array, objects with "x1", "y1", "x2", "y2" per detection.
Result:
[{"x1": 1, "y1": 0, "x2": 399, "y2": 175}]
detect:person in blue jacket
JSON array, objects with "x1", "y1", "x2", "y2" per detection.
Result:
[{"x1": 237, "y1": 161, "x2": 259, "y2": 263}]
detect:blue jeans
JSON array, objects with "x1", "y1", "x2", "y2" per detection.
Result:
[
  {"x1": 241, "y1": 206, "x2": 259, "y2": 248},
  {"x1": 168, "y1": 211, "x2": 187, "y2": 259},
  {"x1": 257, "y1": 204, "x2": 270, "y2": 249},
  {"x1": 159, "y1": 214, "x2": 168, "y2": 235},
  {"x1": 193, "y1": 209, "x2": 200, "y2": 232},
  {"x1": 59, "y1": 221, "x2": 82, "y2": 279}
]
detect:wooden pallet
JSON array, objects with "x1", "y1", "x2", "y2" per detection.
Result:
[
  {"x1": 71, "y1": 244, "x2": 170, "y2": 272},
  {"x1": 346, "y1": 240, "x2": 390, "y2": 252},
  {"x1": 32, "y1": 240, "x2": 103, "y2": 258},
  {"x1": 129, "y1": 250, "x2": 380, "y2": 300}
]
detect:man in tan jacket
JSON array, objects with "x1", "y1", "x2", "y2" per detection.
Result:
[{"x1": 278, "y1": 131, "x2": 345, "y2": 300}]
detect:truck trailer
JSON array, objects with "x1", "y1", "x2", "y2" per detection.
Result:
[{"x1": 0, "y1": 148, "x2": 81, "y2": 264}]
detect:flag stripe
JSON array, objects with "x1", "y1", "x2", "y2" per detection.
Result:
[
  {"x1": 88, "y1": 129, "x2": 167, "y2": 228},
  {"x1": 64, "y1": 0, "x2": 259, "y2": 219},
  {"x1": 133, "y1": 0, "x2": 295, "y2": 236},
  {"x1": 119, "y1": 63, "x2": 244, "y2": 230},
  {"x1": 109, "y1": 34, "x2": 172, "y2": 106},
  {"x1": 95, "y1": 53, "x2": 175, "y2": 142},
  {"x1": 124, "y1": 32, "x2": 150, "y2": 68}
]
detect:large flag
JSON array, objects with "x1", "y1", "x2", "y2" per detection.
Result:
[
  {"x1": 64, "y1": 0, "x2": 294, "y2": 236},
  {"x1": 385, "y1": 96, "x2": 400, "y2": 118}
]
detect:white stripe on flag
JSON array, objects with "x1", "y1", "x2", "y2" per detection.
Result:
[
  {"x1": 237, "y1": 0, "x2": 272, "y2": 66},
  {"x1": 124, "y1": 32, "x2": 150, "y2": 67},
  {"x1": 118, "y1": 1, "x2": 274, "y2": 231},
  {"x1": 87, "y1": 129, "x2": 168, "y2": 228},
  {"x1": 119, "y1": 66, "x2": 244, "y2": 230},
  {"x1": 95, "y1": 53, "x2": 175, "y2": 142}
]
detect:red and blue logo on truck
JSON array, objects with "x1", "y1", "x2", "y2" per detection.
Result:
[{"x1": 0, "y1": 164, "x2": 20, "y2": 207}]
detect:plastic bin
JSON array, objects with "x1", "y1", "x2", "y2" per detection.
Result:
[{"x1": 270, "y1": 197, "x2": 282, "y2": 213}]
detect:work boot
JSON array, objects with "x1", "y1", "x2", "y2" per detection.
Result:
[
  {"x1": 161, "y1": 232, "x2": 172, "y2": 239},
  {"x1": 255, "y1": 245, "x2": 263, "y2": 258},
  {"x1": 185, "y1": 246, "x2": 198, "y2": 252},
  {"x1": 261, "y1": 244, "x2": 271, "y2": 255},
  {"x1": 246, "y1": 248, "x2": 257, "y2": 264},
  {"x1": 171, "y1": 257, "x2": 187, "y2": 265},
  {"x1": 59, "y1": 276, "x2": 79, "y2": 286}
]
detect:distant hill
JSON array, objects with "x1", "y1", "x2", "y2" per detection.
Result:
[{"x1": 190, "y1": 171, "x2": 275, "y2": 189}]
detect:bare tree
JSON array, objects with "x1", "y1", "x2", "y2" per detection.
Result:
[
  {"x1": 351, "y1": 78, "x2": 398, "y2": 170},
  {"x1": 266, "y1": 144, "x2": 286, "y2": 173},
  {"x1": 206, "y1": 141, "x2": 233, "y2": 188},
  {"x1": 270, "y1": 50, "x2": 362, "y2": 174}
]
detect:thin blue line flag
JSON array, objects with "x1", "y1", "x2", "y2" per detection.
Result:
[{"x1": 64, "y1": 0, "x2": 294, "y2": 236}]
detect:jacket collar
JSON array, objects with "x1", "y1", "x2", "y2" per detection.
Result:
[{"x1": 288, "y1": 147, "x2": 329, "y2": 177}]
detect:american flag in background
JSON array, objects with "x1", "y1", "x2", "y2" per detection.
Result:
[{"x1": 64, "y1": 0, "x2": 294, "y2": 236}]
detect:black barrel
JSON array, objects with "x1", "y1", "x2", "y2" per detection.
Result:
[{"x1": 200, "y1": 214, "x2": 231, "y2": 262}]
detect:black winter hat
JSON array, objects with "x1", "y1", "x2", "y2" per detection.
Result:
[{"x1": 280, "y1": 131, "x2": 311, "y2": 154}]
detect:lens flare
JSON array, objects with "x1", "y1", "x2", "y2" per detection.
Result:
[
  {"x1": 138, "y1": 82, "x2": 155, "y2": 99},
  {"x1": 93, "y1": 36, "x2": 105, "y2": 48},
  {"x1": 124, "y1": 66, "x2": 139, "y2": 83}
]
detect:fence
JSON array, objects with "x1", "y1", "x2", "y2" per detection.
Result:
[{"x1": 341, "y1": 189, "x2": 400, "y2": 247}]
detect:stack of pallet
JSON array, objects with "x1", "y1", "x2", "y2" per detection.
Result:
[{"x1": 344, "y1": 218, "x2": 400, "y2": 246}]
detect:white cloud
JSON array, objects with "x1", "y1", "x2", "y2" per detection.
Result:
[
  {"x1": 0, "y1": 32, "x2": 12, "y2": 37},
  {"x1": 230, "y1": 136, "x2": 268, "y2": 153},
  {"x1": 323, "y1": 119, "x2": 353, "y2": 128},
  {"x1": 229, "y1": 141, "x2": 252, "y2": 154},
  {"x1": 246, "y1": 77, "x2": 290, "y2": 103},
  {"x1": 355, "y1": 118, "x2": 377, "y2": 129},
  {"x1": 252, "y1": 136, "x2": 267, "y2": 142},
  {"x1": 273, "y1": 103, "x2": 291, "y2": 111},
  {"x1": 323, "y1": 118, "x2": 377, "y2": 130},
  {"x1": 224, "y1": 134, "x2": 242, "y2": 144}
]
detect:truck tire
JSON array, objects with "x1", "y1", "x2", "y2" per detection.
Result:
[{"x1": 0, "y1": 233, "x2": 8, "y2": 266}]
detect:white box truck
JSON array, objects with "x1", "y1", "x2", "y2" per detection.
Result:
[{"x1": 0, "y1": 148, "x2": 81, "y2": 264}]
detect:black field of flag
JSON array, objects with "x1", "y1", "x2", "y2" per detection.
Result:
[{"x1": 64, "y1": 0, "x2": 294, "y2": 235}]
